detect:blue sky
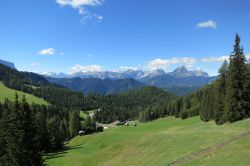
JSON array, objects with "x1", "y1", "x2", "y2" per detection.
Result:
[{"x1": 0, "y1": 0, "x2": 250, "y2": 76}]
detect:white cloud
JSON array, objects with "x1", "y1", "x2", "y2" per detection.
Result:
[
  {"x1": 38, "y1": 48, "x2": 55, "y2": 55},
  {"x1": 69, "y1": 64, "x2": 103, "y2": 73},
  {"x1": 79, "y1": 12, "x2": 103, "y2": 24},
  {"x1": 197, "y1": 20, "x2": 217, "y2": 29},
  {"x1": 201, "y1": 54, "x2": 250, "y2": 63},
  {"x1": 94, "y1": 14, "x2": 103, "y2": 20},
  {"x1": 147, "y1": 55, "x2": 241, "y2": 70},
  {"x1": 56, "y1": 0, "x2": 103, "y2": 8},
  {"x1": 56, "y1": 0, "x2": 104, "y2": 23},
  {"x1": 120, "y1": 66, "x2": 138, "y2": 71},
  {"x1": 201, "y1": 56, "x2": 229, "y2": 62},
  {"x1": 148, "y1": 57, "x2": 197, "y2": 70},
  {"x1": 148, "y1": 59, "x2": 168, "y2": 69}
]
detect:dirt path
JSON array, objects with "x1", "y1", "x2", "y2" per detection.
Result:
[{"x1": 169, "y1": 131, "x2": 250, "y2": 166}]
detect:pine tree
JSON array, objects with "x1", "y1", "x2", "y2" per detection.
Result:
[
  {"x1": 2, "y1": 93, "x2": 23, "y2": 166},
  {"x1": 215, "y1": 60, "x2": 228, "y2": 125},
  {"x1": 35, "y1": 111, "x2": 50, "y2": 152},
  {"x1": 83, "y1": 115, "x2": 92, "y2": 132},
  {"x1": 244, "y1": 61, "x2": 250, "y2": 117},
  {"x1": 139, "y1": 110, "x2": 145, "y2": 122},
  {"x1": 69, "y1": 111, "x2": 81, "y2": 137},
  {"x1": 20, "y1": 95, "x2": 42, "y2": 165},
  {"x1": 225, "y1": 34, "x2": 247, "y2": 122}
]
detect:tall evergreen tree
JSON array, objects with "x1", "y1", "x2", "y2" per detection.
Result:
[
  {"x1": 2, "y1": 93, "x2": 23, "y2": 166},
  {"x1": 244, "y1": 61, "x2": 250, "y2": 116},
  {"x1": 225, "y1": 34, "x2": 247, "y2": 122},
  {"x1": 69, "y1": 111, "x2": 81, "y2": 138},
  {"x1": 20, "y1": 95, "x2": 42, "y2": 165},
  {"x1": 215, "y1": 60, "x2": 228, "y2": 125}
]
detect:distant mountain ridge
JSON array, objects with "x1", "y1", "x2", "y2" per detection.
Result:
[
  {"x1": 42, "y1": 66, "x2": 209, "y2": 80},
  {"x1": 0, "y1": 59, "x2": 16, "y2": 69},
  {"x1": 0, "y1": 58, "x2": 215, "y2": 96},
  {"x1": 46, "y1": 77, "x2": 145, "y2": 95},
  {"x1": 168, "y1": 66, "x2": 208, "y2": 77},
  {"x1": 140, "y1": 75, "x2": 216, "y2": 88},
  {"x1": 138, "y1": 66, "x2": 215, "y2": 92},
  {"x1": 45, "y1": 66, "x2": 215, "y2": 95}
]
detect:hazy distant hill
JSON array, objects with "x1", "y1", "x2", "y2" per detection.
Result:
[
  {"x1": 141, "y1": 74, "x2": 216, "y2": 88},
  {"x1": 0, "y1": 59, "x2": 16, "y2": 69},
  {"x1": 46, "y1": 77, "x2": 145, "y2": 95}
]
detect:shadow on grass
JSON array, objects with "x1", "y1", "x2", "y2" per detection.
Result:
[{"x1": 43, "y1": 144, "x2": 84, "y2": 164}]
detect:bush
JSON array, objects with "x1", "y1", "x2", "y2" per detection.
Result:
[{"x1": 96, "y1": 126, "x2": 104, "y2": 132}]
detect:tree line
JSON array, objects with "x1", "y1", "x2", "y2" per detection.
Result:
[
  {"x1": 0, "y1": 94, "x2": 81, "y2": 165},
  {"x1": 0, "y1": 64, "x2": 91, "y2": 109},
  {"x1": 93, "y1": 86, "x2": 175, "y2": 123},
  {"x1": 141, "y1": 34, "x2": 250, "y2": 124}
]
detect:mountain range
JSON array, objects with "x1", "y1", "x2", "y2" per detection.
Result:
[
  {"x1": 46, "y1": 66, "x2": 216, "y2": 95},
  {"x1": 42, "y1": 66, "x2": 209, "y2": 80},
  {"x1": 0, "y1": 59, "x2": 216, "y2": 95}
]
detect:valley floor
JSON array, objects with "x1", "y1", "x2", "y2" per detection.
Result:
[{"x1": 44, "y1": 116, "x2": 250, "y2": 166}]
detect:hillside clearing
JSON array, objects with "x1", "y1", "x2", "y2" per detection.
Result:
[
  {"x1": 44, "y1": 116, "x2": 250, "y2": 166},
  {"x1": 0, "y1": 81, "x2": 48, "y2": 105}
]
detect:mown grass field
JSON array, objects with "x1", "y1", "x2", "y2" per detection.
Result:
[
  {"x1": 0, "y1": 81, "x2": 48, "y2": 105},
  {"x1": 44, "y1": 116, "x2": 250, "y2": 166}
]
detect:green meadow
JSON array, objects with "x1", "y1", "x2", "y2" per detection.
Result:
[
  {"x1": 0, "y1": 81, "x2": 48, "y2": 105},
  {"x1": 80, "y1": 110, "x2": 95, "y2": 119},
  {"x1": 44, "y1": 116, "x2": 250, "y2": 166}
]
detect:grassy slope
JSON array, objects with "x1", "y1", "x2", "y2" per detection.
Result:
[
  {"x1": 80, "y1": 110, "x2": 95, "y2": 119},
  {"x1": 0, "y1": 81, "x2": 48, "y2": 105},
  {"x1": 44, "y1": 117, "x2": 250, "y2": 166}
]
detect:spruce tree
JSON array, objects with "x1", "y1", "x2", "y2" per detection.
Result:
[
  {"x1": 244, "y1": 61, "x2": 250, "y2": 117},
  {"x1": 3, "y1": 93, "x2": 23, "y2": 166},
  {"x1": 83, "y1": 115, "x2": 92, "y2": 133},
  {"x1": 20, "y1": 95, "x2": 42, "y2": 166},
  {"x1": 215, "y1": 60, "x2": 228, "y2": 125},
  {"x1": 69, "y1": 111, "x2": 81, "y2": 137},
  {"x1": 225, "y1": 34, "x2": 247, "y2": 122}
]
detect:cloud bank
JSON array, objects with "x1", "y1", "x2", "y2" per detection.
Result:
[
  {"x1": 70, "y1": 64, "x2": 103, "y2": 73},
  {"x1": 148, "y1": 57, "x2": 197, "y2": 70},
  {"x1": 147, "y1": 55, "x2": 233, "y2": 70}
]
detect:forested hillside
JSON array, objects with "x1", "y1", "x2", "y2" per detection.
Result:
[
  {"x1": 0, "y1": 64, "x2": 88, "y2": 165},
  {"x1": 0, "y1": 95, "x2": 81, "y2": 165},
  {"x1": 93, "y1": 86, "x2": 175, "y2": 123},
  {"x1": 46, "y1": 77, "x2": 145, "y2": 95},
  {"x1": 0, "y1": 81, "x2": 48, "y2": 105},
  {"x1": 143, "y1": 34, "x2": 250, "y2": 124},
  {"x1": 0, "y1": 64, "x2": 89, "y2": 108}
]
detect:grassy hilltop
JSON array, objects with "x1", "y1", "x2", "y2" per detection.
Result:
[
  {"x1": 44, "y1": 116, "x2": 250, "y2": 166},
  {"x1": 0, "y1": 81, "x2": 48, "y2": 105}
]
